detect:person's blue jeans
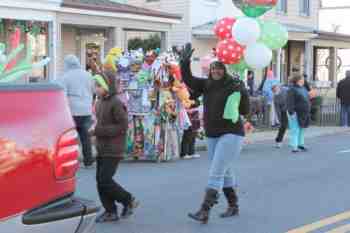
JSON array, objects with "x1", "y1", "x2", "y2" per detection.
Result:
[
  {"x1": 207, "y1": 134, "x2": 244, "y2": 191},
  {"x1": 288, "y1": 113, "x2": 305, "y2": 150},
  {"x1": 340, "y1": 104, "x2": 350, "y2": 127}
]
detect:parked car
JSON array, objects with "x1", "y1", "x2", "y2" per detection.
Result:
[{"x1": 0, "y1": 83, "x2": 98, "y2": 233}]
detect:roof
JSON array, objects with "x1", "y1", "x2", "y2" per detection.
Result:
[
  {"x1": 192, "y1": 20, "x2": 315, "y2": 36},
  {"x1": 314, "y1": 30, "x2": 350, "y2": 43},
  {"x1": 62, "y1": 0, "x2": 182, "y2": 20}
]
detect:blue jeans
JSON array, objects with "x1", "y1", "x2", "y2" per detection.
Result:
[
  {"x1": 207, "y1": 134, "x2": 244, "y2": 191},
  {"x1": 340, "y1": 104, "x2": 350, "y2": 127},
  {"x1": 288, "y1": 113, "x2": 305, "y2": 150}
]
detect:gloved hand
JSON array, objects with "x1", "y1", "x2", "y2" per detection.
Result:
[{"x1": 179, "y1": 43, "x2": 195, "y2": 65}]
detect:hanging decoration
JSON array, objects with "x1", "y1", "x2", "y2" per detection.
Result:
[{"x1": 0, "y1": 40, "x2": 50, "y2": 83}]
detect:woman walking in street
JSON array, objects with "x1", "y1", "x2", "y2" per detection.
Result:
[
  {"x1": 180, "y1": 43, "x2": 250, "y2": 224},
  {"x1": 287, "y1": 75, "x2": 311, "y2": 153}
]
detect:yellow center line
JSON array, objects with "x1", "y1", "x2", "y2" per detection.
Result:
[
  {"x1": 286, "y1": 211, "x2": 350, "y2": 233},
  {"x1": 326, "y1": 223, "x2": 350, "y2": 233}
]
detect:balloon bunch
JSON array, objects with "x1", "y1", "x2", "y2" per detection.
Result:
[{"x1": 213, "y1": 0, "x2": 288, "y2": 79}]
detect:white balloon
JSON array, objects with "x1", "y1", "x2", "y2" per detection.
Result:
[
  {"x1": 244, "y1": 43, "x2": 272, "y2": 69},
  {"x1": 232, "y1": 17, "x2": 261, "y2": 46}
]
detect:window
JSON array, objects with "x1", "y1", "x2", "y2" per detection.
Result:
[
  {"x1": 300, "y1": 0, "x2": 310, "y2": 16},
  {"x1": 276, "y1": 0, "x2": 287, "y2": 13}
]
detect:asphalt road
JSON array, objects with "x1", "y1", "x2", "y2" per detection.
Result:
[{"x1": 76, "y1": 132, "x2": 350, "y2": 233}]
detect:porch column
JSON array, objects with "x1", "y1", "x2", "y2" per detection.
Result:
[
  {"x1": 160, "y1": 31, "x2": 169, "y2": 52},
  {"x1": 50, "y1": 20, "x2": 61, "y2": 80},
  {"x1": 304, "y1": 40, "x2": 313, "y2": 81},
  {"x1": 329, "y1": 47, "x2": 337, "y2": 87},
  {"x1": 276, "y1": 48, "x2": 282, "y2": 82},
  {"x1": 113, "y1": 27, "x2": 127, "y2": 51}
]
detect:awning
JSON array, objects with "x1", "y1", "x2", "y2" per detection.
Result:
[{"x1": 192, "y1": 21, "x2": 318, "y2": 41}]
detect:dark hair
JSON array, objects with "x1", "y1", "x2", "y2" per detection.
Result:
[
  {"x1": 209, "y1": 61, "x2": 226, "y2": 70},
  {"x1": 290, "y1": 75, "x2": 303, "y2": 84},
  {"x1": 208, "y1": 61, "x2": 228, "y2": 81}
]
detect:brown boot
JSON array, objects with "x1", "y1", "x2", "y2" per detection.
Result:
[
  {"x1": 220, "y1": 187, "x2": 239, "y2": 218},
  {"x1": 188, "y1": 188, "x2": 219, "y2": 224}
]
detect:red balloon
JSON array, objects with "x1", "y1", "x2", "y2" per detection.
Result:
[
  {"x1": 216, "y1": 38, "x2": 245, "y2": 65},
  {"x1": 213, "y1": 17, "x2": 236, "y2": 40}
]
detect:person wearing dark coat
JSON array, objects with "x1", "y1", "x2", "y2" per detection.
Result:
[
  {"x1": 92, "y1": 71, "x2": 139, "y2": 223},
  {"x1": 336, "y1": 70, "x2": 350, "y2": 127},
  {"x1": 287, "y1": 75, "x2": 311, "y2": 153},
  {"x1": 272, "y1": 84, "x2": 289, "y2": 148},
  {"x1": 180, "y1": 43, "x2": 250, "y2": 224},
  {"x1": 247, "y1": 70, "x2": 255, "y2": 96}
]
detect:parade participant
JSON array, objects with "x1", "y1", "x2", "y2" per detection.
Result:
[
  {"x1": 336, "y1": 70, "x2": 350, "y2": 127},
  {"x1": 272, "y1": 84, "x2": 288, "y2": 148},
  {"x1": 180, "y1": 90, "x2": 201, "y2": 159},
  {"x1": 59, "y1": 55, "x2": 95, "y2": 167},
  {"x1": 287, "y1": 75, "x2": 311, "y2": 153},
  {"x1": 263, "y1": 69, "x2": 280, "y2": 127},
  {"x1": 180, "y1": 43, "x2": 250, "y2": 224},
  {"x1": 91, "y1": 71, "x2": 139, "y2": 223}
]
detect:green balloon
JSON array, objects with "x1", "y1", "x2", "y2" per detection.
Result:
[
  {"x1": 259, "y1": 20, "x2": 288, "y2": 50},
  {"x1": 242, "y1": 5, "x2": 272, "y2": 18},
  {"x1": 227, "y1": 59, "x2": 249, "y2": 80}
]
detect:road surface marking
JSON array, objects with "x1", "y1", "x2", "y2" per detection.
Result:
[
  {"x1": 286, "y1": 211, "x2": 350, "y2": 233},
  {"x1": 326, "y1": 223, "x2": 350, "y2": 233}
]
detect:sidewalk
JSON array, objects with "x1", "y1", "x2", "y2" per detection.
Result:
[{"x1": 196, "y1": 126, "x2": 350, "y2": 151}]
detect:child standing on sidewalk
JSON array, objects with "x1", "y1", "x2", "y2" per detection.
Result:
[
  {"x1": 91, "y1": 71, "x2": 139, "y2": 223},
  {"x1": 180, "y1": 92, "x2": 201, "y2": 159}
]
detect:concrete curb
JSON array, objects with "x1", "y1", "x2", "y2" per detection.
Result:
[{"x1": 195, "y1": 127, "x2": 350, "y2": 152}]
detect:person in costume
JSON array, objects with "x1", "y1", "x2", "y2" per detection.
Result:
[
  {"x1": 91, "y1": 71, "x2": 139, "y2": 223},
  {"x1": 180, "y1": 43, "x2": 250, "y2": 224}
]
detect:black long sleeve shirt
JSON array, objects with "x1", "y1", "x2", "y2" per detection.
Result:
[{"x1": 180, "y1": 60, "x2": 250, "y2": 137}]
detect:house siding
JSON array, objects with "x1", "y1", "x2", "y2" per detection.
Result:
[
  {"x1": 127, "y1": 0, "x2": 190, "y2": 46},
  {"x1": 59, "y1": 25, "x2": 78, "y2": 74},
  {"x1": 264, "y1": 0, "x2": 320, "y2": 30}
]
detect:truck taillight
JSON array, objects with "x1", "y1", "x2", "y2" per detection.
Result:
[{"x1": 55, "y1": 130, "x2": 79, "y2": 180}]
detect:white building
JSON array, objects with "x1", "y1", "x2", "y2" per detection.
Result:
[{"x1": 0, "y1": 0, "x2": 181, "y2": 81}]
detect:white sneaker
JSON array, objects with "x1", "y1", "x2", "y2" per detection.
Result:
[
  {"x1": 275, "y1": 143, "x2": 282, "y2": 149},
  {"x1": 192, "y1": 154, "x2": 201, "y2": 158},
  {"x1": 183, "y1": 155, "x2": 193, "y2": 159}
]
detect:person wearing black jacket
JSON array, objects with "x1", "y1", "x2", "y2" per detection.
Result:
[
  {"x1": 287, "y1": 75, "x2": 311, "y2": 153},
  {"x1": 180, "y1": 43, "x2": 250, "y2": 224},
  {"x1": 336, "y1": 71, "x2": 350, "y2": 127}
]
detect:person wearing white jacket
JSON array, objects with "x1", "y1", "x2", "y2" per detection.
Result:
[{"x1": 58, "y1": 55, "x2": 95, "y2": 167}]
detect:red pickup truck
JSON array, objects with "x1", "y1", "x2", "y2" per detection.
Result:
[{"x1": 0, "y1": 83, "x2": 98, "y2": 233}]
